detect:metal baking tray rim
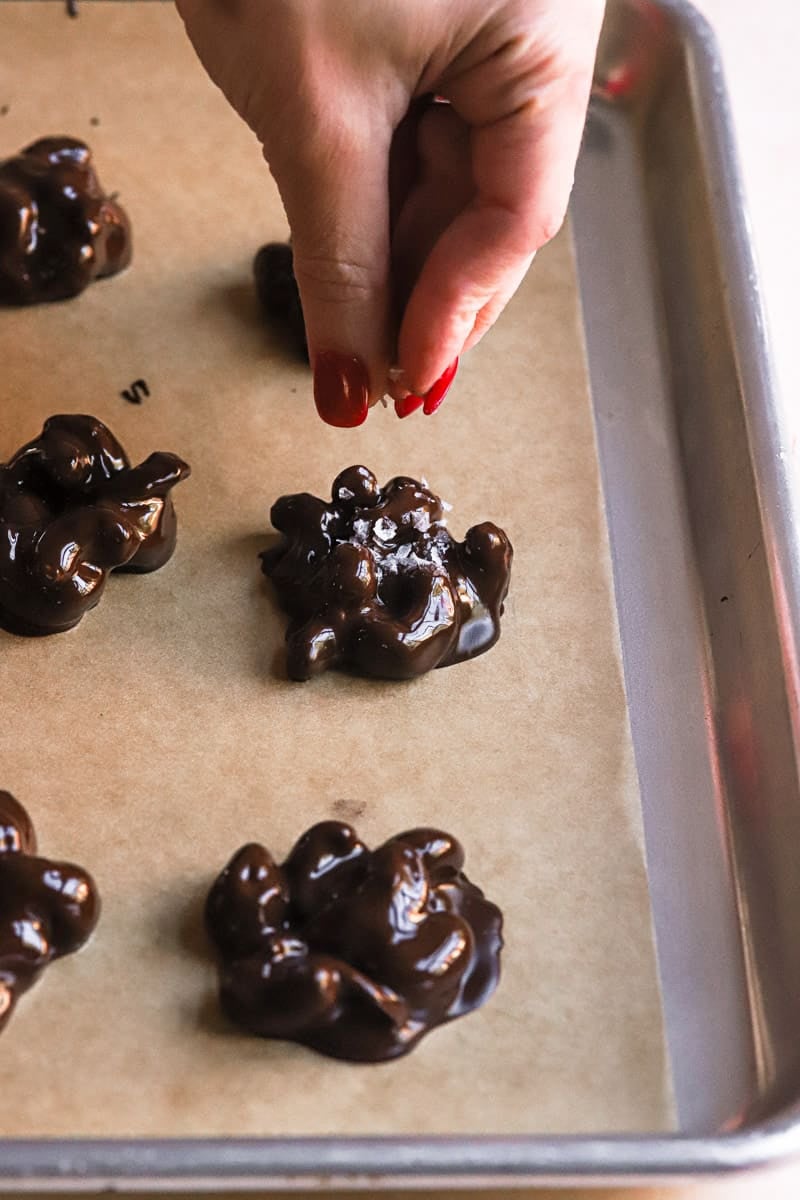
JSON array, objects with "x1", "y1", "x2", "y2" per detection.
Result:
[{"x1": 4, "y1": 1117, "x2": 800, "y2": 1190}]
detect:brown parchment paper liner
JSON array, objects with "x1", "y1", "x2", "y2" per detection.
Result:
[{"x1": 0, "y1": 2, "x2": 674, "y2": 1136}]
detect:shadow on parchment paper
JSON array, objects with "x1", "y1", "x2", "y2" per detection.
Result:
[
  {"x1": 175, "y1": 877, "x2": 212, "y2": 963},
  {"x1": 229, "y1": 529, "x2": 277, "y2": 568},
  {"x1": 243, "y1": 529, "x2": 294, "y2": 679},
  {"x1": 195, "y1": 278, "x2": 261, "y2": 338},
  {"x1": 198, "y1": 278, "x2": 308, "y2": 369},
  {"x1": 132, "y1": 528, "x2": 282, "y2": 684},
  {"x1": 160, "y1": 874, "x2": 237, "y2": 1039}
]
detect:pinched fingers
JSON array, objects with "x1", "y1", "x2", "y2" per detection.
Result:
[{"x1": 394, "y1": 6, "x2": 603, "y2": 403}]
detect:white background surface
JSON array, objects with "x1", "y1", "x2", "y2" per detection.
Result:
[{"x1": 697, "y1": 0, "x2": 799, "y2": 489}]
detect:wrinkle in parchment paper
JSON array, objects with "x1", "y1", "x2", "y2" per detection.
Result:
[{"x1": 0, "y1": 1, "x2": 674, "y2": 1136}]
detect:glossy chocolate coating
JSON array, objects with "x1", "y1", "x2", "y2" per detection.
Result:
[
  {"x1": 0, "y1": 414, "x2": 190, "y2": 635},
  {"x1": 206, "y1": 821, "x2": 503, "y2": 1061},
  {"x1": 253, "y1": 242, "x2": 308, "y2": 361},
  {"x1": 260, "y1": 465, "x2": 513, "y2": 680},
  {"x1": 0, "y1": 136, "x2": 131, "y2": 305},
  {"x1": 0, "y1": 791, "x2": 99, "y2": 1033}
]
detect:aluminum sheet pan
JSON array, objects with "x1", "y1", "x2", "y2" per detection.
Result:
[{"x1": 2, "y1": 0, "x2": 799, "y2": 1187}]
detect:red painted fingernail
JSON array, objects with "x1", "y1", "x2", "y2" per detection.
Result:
[
  {"x1": 394, "y1": 393, "x2": 425, "y2": 419},
  {"x1": 423, "y1": 357, "x2": 458, "y2": 415},
  {"x1": 313, "y1": 351, "x2": 370, "y2": 428}
]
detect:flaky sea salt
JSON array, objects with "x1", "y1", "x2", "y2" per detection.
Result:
[
  {"x1": 352, "y1": 518, "x2": 371, "y2": 543},
  {"x1": 373, "y1": 516, "x2": 397, "y2": 543}
]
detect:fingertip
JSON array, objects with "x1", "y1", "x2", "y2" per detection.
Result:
[
  {"x1": 395, "y1": 394, "x2": 425, "y2": 419},
  {"x1": 312, "y1": 351, "x2": 370, "y2": 428},
  {"x1": 392, "y1": 357, "x2": 459, "y2": 420},
  {"x1": 422, "y1": 357, "x2": 458, "y2": 415}
]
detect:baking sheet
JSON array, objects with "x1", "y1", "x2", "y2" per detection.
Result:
[{"x1": 0, "y1": 1, "x2": 673, "y2": 1137}]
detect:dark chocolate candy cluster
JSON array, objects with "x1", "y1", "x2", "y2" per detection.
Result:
[
  {"x1": 206, "y1": 821, "x2": 503, "y2": 1062},
  {"x1": 253, "y1": 242, "x2": 308, "y2": 361},
  {"x1": 0, "y1": 414, "x2": 190, "y2": 635},
  {"x1": 0, "y1": 136, "x2": 131, "y2": 305},
  {"x1": 261, "y1": 465, "x2": 513, "y2": 680},
  {"x1": 0, "y1": 791, "x2": 99, "y2": 1033}
]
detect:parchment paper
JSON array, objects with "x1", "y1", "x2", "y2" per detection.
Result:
[{"x1": 0, "y1": 2, "x2": 674, "y2": 1136}]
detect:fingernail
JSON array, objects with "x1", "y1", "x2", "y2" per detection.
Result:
[
  {"x1": 313, "y1": 351, "x2": 370, "y2": 428},
  {"x1": 394, "y1": 393, "x2": 425, "y2": 419},
  {"x1": 423, "y1": 358, "x2": 459, "y2": 415},
  {"x1": 396, "y1": 358, "x2": 459, "y2": 420}
]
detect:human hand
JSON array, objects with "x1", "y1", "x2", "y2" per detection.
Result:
[{"x1": 176, "y1": 0, "x2": 605, "y2": 425}]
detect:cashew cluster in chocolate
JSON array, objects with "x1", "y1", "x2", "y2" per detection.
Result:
[
  {"x1": 253, "y1": 242, "x2": 308, "y2": 361},
  {"x1": 206, "y1": 821, "x2": 503, "y2": 1062},
  {"x1": 0, "y1": 415, "x2": 190, "y2": 634},
  {"x1": 0, "y1": 136, "x2": 131, "y2": 304},
  {"x1": 0, "y1": 136, "x2": 131, "y2": 305},
  {"x1": 0, "y1": 791, "x2": 99, "y2": 1033},
  {"x1": 260, "y1": 466, "x2": 513, "y2": 680}
]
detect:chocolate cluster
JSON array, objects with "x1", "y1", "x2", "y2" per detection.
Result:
[
  {"x1": 0, "y1": 136, "x2": 131, "y2": 305},
  {"x1": 206, "y1": 821, "x2": 503, "y2": 1062},
  {"x1": 253, "y1": 242, "x2": 308, "y2": 360},
  {"x1": 261, "y1": 465, "x2": 513, "y2": 680},
  {"x1": 0, "y1": 791, "x2": 99, "y2": 1033},
  {"x1": 0, "y1": 414, "x2": 190, "y2": 635}
]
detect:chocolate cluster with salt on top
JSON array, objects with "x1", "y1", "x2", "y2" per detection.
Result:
[
  {"x1": 260, "y1": 465, "x2": 513, "y2": 680},
  {"x1": 206, "y1": 821, "x2": 503, "y2": 1062},
  {"x1": 253, "y1": 242, "x2": 308, "y2": 361},
  {"x1": 0, "y1": 414, "x2": 190, "y2": 635},
  {"x1": 0, "y1": 791, "x2": 100, "y2": 1034},
  {"x1": 0, "y1": 137, "x2": 131, "y2": 305}
]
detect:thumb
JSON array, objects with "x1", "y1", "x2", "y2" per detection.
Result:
[{"x1": 269, "y1": 114, "x2": 394, "y2": 428}]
